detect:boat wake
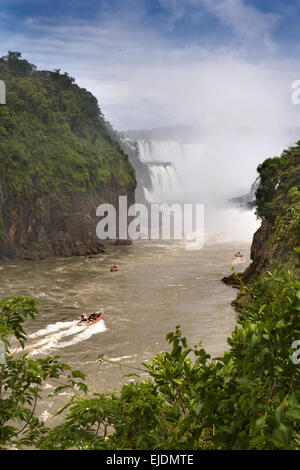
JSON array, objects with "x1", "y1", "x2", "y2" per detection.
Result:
[
  {"x1": 232, "y1": 257, "x2": 246, "y2": 266},
  {"x1": 23, "y1": 319, "x2": 107, "y2": 356}
]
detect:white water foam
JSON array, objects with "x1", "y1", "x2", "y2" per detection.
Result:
[
  {"x1": 25, "y1": 319, "x2": 107, "y2": 356},
  {"x1": 232, "y1": 257, "x2": 246, "y2": 266},
  {"x1": 29, "y1": 321, "x2": 76, "y2": 339}
]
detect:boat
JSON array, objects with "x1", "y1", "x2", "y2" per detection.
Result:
[
  {"x1": 110, "y1": 265, "x2": 119, "y2": 272},
  {"x1": 76, "y1": 309, "x2": 104, "y2": 327}
]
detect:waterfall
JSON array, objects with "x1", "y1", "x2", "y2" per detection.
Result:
[
  {"x1": 249, "y1": 176, "x2": 261, "y2": 203},
  {"x1": 122, "y1": 128, "x2": 264, "y2": 245},
  {"x1": 148, "y1": 165, "x2": 178, "y2": 194},
  {"x1": 135, "y1": 139, "x2": 184, "y2": 203},
  {"x1": 137, "y1": 140, "x2": 152, "y2": 163},
  {"x1": 137, "y1": 139, "x2": 184, "y2": 165}
]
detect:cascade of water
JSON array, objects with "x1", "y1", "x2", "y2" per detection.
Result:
[
  {"x1": 148, "y1": 165, "x2": 178, "y2": 194},
  {"x1": 137, "y1": 140, "x2": 152, "y2": 163},
  {"x1": 125, "y1": 129, "x2": 272, "y2": 245},
  {"x1": 249, "y1": 176, "x2": 261, "y2": 203},
  {"x1": 136, "y1": 139, "x2": 183, "y2": 202},
  {"x1": 137, "y1": 140, "x2": 183, "y2": 164}
]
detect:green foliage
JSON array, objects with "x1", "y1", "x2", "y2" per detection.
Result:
[
  {"x1": 0, "y1": 296, "x2": 39, "y2": 348},
  {"x1": 0, "y1": 296, "x2": 87, "y2": 449},
  {"x1": 33, "y1": 265, "x2": 300, "y2": 450},
  {"x1": 273, "y1": 187, "x2": 300, "y2": 254},
  {"x1": 255, "y1": 143, "x2": 300, "y2": 221},
  {"x1": 0, "y1": 51, "x2": 136, "y2": 201},
  {"x1": 0, "y1": 52, "x2": 36, "y2": 78},
  {"x1": 1, "y1": 267, "x2": 299, "y2": 450},
  {"x1": 1, "y1": 51, "x2": 299, "y2": 451}
]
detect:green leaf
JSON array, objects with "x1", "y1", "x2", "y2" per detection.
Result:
[{"x1": 286, "y1": 407, "x2": 300, "y2": 421}]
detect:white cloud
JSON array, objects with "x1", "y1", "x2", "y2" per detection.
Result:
[
  {"x1": 0, "y1": 4, "x2": 296, "y2": 134},
  {"x1": 159, "y1": 0, "x2": 279, "y2": 48},
  {"x1": 159, "y1": 0, "x2": 187, "y2": 22},
  {"x1": 199, "y1": 0, "x2": 278, "y2": 47},
  {"x1": 1, "y1": 4, "x2": 299, "y2": 214}
]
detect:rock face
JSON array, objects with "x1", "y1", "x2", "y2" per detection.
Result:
[
  {"x1": 0, "y1": 52, "x2": 136, "y2": 260},
  {"x1": 222, "y1": 220, "x2": 291, "y2": 287},
  {"x1": 115, "y1": 134, "x2": 153, "y2": 205},
  {"x1": 2, "y1": 184, "x2": 135, "y2": 261},
  {"x1": 223, "y1": 141, "x2": 300, "y2": 287}
]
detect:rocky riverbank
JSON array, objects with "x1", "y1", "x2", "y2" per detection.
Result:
[
  {"x1": 222, "y1": 219, "x2": 290, "y2": 287},
  {"x1": 222, "y1": 140, "x2": 299, "y2": 300}
]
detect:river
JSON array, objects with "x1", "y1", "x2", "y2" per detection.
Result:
[{"x1": 0, "y1": 239, "x2": 250, "y2": 423}]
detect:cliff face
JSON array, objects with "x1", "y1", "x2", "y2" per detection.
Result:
[
  {"x1": 114, "y1": 134, "x2": 152, "y2": 205},
  {"x1": 0, "y1": 52, "x2": 136, "y2": 259},
  {"x1": 223, "y1": 141, "x2": 300, "y2": 286},
  {"x1": 222, "y1": 219, "x2": 290, "y2": 286},
  {"x1": 2, "y1": 188, "x2": 135, "y2": 259}
]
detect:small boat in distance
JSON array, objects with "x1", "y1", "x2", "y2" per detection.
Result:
[
  {"x1": 110, "y1": 265, "x2": 119, "y2": 272},
  {"x1": 232, "y1": 251, "x2": 245, "y2": 264},
  {"x1": 76, "y1": 309, "x2": 104, "y2": 327}
]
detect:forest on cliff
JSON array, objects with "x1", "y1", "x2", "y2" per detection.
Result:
[{"x1": 0, "y1": 52, "x2": 136, "y2": 259}]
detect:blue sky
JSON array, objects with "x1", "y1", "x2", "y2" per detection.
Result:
[
  {"x1": 1, "y1": 0, "x2": 299, "y2": 48},
  {"x1": 1, "y1": 0, "x2": 300, "y2": 129}
]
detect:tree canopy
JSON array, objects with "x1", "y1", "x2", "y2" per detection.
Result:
[
  {"x1": 255, "y1": 143, "x2": 300, "y2": 221},
  {"x1": 0, "y1": 51, "x2": 136, "y2": 200}
]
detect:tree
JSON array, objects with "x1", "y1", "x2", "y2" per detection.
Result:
[
  {"x1": 1, "y1": 265, "x2": 300, "y2": 450},
  {"x1": 36, "y1": 265, "x2": 300, "y2": 450},
  {"x1": 273, "y1": 187, "x2": 300, "y2": 256},
  {"x1": 0, "y1": 296, "x2": 87, "y2": 449},
  {"x1": 1, "y1": 51, "x2": 36, "y2": 77},
  {"x1": 255, "y1": 144, "x2": 300, "y2": 221}
]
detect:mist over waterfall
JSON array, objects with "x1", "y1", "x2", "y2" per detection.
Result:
[
  {"x1": 137, "y1": 140, "x2": 184, "y2": 166},
  {"x1": 123, "y1": 124, "x2": 297, "y2": 245}
]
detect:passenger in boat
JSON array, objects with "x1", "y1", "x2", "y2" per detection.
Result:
[
  {"x1": 89, "y1": 312, "x2": 100, "y2": 322},
  {"x1": 234, "y1": 251, "x2": 243, "y2": 258},
  {"x1": 80, "y1": 314, "x2": 88, "y2": 322}
]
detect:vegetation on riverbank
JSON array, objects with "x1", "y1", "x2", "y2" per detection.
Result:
[
  {"x1": 223, "y1": 142, "x2": 300, "y2": 288},
  {"x1": 0, "y1": 255, "x2": 299, "y2": 449},
  {"x1": 0, "y1": 62, "x2": 299, "y2": 449},
  {"x1": 255, "y1": 144, "x2": 300, "y2": 222},
  {"x1": 0, "y1": 175, "x2": 299, "y2": 449}
]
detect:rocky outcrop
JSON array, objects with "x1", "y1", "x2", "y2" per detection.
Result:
[
  {"x1": 222, "y1": 219, "x2": 291, "y2": 286},
  {"x1": 229, "y1": 177, "x2": 260, "y2": 211},
  {"x1": 1, "y1": 188, "x2": 135, "y2": 260},
  {"x1": 222, "y1": 140, "x2": 300, "y2": 315},
  {"x1": 116, "y1": 136, "x2": 152, "y2": 205},
  {"x1": 0, "y1": 52, "x2": 136, "y2": 260}
]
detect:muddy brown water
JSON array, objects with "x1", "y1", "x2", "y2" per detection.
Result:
[{"x1": 0, "y1": 240, "x2": 250, "y2": 423}]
